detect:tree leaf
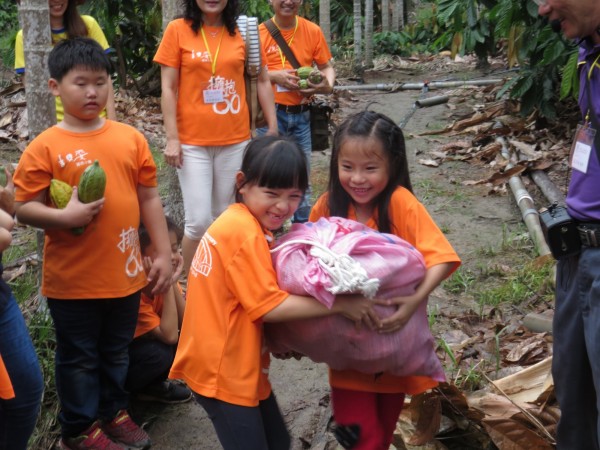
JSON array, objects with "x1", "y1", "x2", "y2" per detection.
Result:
[{"x1": 483, "y1": 418, "x2": 554, "y2": 449}]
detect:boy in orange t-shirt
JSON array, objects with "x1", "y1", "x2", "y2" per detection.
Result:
[
  {"x1": 126, "y1": 217, "x2": 192, "y2": 404},
  {"x1": 13, "y1": 38, "x2": 172, "y2": 450}
]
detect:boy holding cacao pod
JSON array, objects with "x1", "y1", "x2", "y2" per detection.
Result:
[
  {"x1": 258, "y1": 0, "x2": 336, "y2": 223},
  {"x1": 12, "y1": 38, "x2": 173, "y2": 450}
]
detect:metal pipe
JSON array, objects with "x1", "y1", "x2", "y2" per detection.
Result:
[
  {"x1": 415, "y1": 95, "x2": 449, "y2": 108},
  {"x1": 334, "y1": 79, "x2": 505, "y2": 91}
]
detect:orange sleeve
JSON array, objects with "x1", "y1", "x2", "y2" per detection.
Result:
[{"x1": 0, "y1": 355, "x2": 15, "y2": 400}]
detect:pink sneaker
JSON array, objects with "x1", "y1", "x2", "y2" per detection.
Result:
[
  {"x1": 59, "y1": 421, "x2": 123, "y2": 450},
  {"x1": 102, "y1": 410, "x2": 151, "y2": 449}
]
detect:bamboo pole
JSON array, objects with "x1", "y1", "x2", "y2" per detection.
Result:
[
  {"x1": 530, "y1": 170, "x2": 566, "y2": 206},
  {"x1": 497, "y1": 137, "x2": 552, "y2": 257},
  {"x1": 334, "y1": 79, "x2": 505, "y2": 91},
  {"x1": 415, "y1": 95, "x2": 449, "y2": 108}
]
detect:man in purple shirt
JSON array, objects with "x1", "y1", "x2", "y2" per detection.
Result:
[{"x1": 538, "y1": 0, "x2": 600, "y2": 448}]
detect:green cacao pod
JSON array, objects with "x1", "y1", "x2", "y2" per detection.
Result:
[
  {"x1": 78, "y1": 160, "x2": 106, "y2": 204},
  {"x1": 49, "y1": 179, "x2": 73, "y2": 209},
  {"x1": 298, "y1": 79, "x2": 309, "y2": 90},
  {"x1": 297, "y1": 66, "x2": 313, "y2": 80},
  {"x1": 308, "y1": 69, "x2": 322, "y2": 84},
  {"x1": 0, "y1": 166, "x2": 6, "y2": 187}
]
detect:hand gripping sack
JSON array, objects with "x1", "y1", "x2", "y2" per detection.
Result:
[{"x1": 265, "y1": 217, "x2": 445, "y2": 380}]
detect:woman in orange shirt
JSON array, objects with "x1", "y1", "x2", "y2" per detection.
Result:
[
  {"x1": 310, "y1": 111, "x2": 461, "y2": 450},
  {"x1": 0, "y1": 171, "x2": 43, "y2": 450},
  {"x1": 154, "y1": 0, "x2": 278, "y2": 276},
  {"x1": 170, "y1": 136, "x2": 380, "y2": 450}
]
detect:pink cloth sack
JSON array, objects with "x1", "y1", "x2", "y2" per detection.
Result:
[{"x1": 265, "y1": 217, "x2": 445, "y2": 380}]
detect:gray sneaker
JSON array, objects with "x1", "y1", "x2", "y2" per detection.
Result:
[{"x1": 135, "y1": 380, "x2": 193, "y2": 404}]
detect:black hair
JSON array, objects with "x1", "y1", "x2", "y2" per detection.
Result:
[
  {"x1": 139, "y1": 216, "x2": 183, "y2": 254},
  {"x1": 235, "y1": 135, "x2": 308, "y2": 203},
  {"x1": 181, "y1": 0, "x2": 239, "y2": 36},
  {"x1": 327, "y1": 110, "x2": 412, "y2": 234},
  {"x1": 48, "y1": 37, "x2": 111, "y2": 81},
  {"x1": 62, "y1": 0, "x2": 88, "y2": 38}
]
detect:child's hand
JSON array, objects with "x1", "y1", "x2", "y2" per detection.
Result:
[
  {"x1": 0, "y1": 167, "x2": 15, "y2": 215},
  {"x1": 333, "y1": 294, "x2": 381, "y2": 330},
  {"x1": 146, "y1": 253, "x2": 173, "y2": 296},
  {"x1": 62, "y1": 187, "x2": 105, "y2": 228},
  {"x1": 171, "y1": 252, "x2": 184, "y2": 285},
  {"x1": 0, "y1": 209, "x2": 14, "y2": 252},
  {"x1": 374, "y1": 294, "x2": 424, "y2": 333}
]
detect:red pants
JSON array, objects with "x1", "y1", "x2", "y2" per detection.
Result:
[{"x1": 331, "y1": 387, "x2": 405, "y2": 450}]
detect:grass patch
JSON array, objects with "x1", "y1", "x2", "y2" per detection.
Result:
[
  {"x1": 443, "y1": 268, "x2": 476, "y2": 294},
  {"x1": 475, "y1": 261, "x2": 554, "y2": 308}
]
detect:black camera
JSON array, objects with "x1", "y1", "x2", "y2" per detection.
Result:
[{"x1": 539, "y1": 203, "x2": 581, "y2": 259}]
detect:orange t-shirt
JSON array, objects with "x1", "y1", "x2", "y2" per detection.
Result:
[
  {"x1": 0, "y1": 355, "x2": 15, "y2": 400},
  {"x1": 259, "y1": 16, "x2": 332, "y2": 106},
  {"x1": 310, "y1": 186, "x2": 461, "y2": 394},
  {"x1": 13, "y1": 121, "x2": 156, "y2": 299},
  {"x1": 134, "y1": 282, "x2": 183, "y2": 338},
  {"x1": 169, "y1": 203, "x2": 288, "y2": 407},
  {"x1": 154, "y1": 19, "x2": 251, "y2": 146}
]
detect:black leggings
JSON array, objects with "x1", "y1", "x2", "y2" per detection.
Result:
[{"x1": 194, "y1": 392, "x2": 291, "y2": 450}]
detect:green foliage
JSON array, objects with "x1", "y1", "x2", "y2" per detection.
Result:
[
  {"x1": 240, "y1": 0, "x2": 274, "y2": 23},
  {"x1": 0, "y1": 1, "x2": 18, "y2": 72},
  {"x1": 81, "y1": 0, "x2": 162, "y2": 88},
  {"x1": 373, "y1": 31, "x2": 413, "y2": 57}
]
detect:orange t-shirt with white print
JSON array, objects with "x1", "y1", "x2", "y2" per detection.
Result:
[
  {"x1": 310, "y1": 186, "x2": 461, "y2": 394},
  {"x1": 0, "y1": 355, "x2": 15, "y2": 400},
  {"x1": 134, "y1": 282, "x2": 183, "y2": 338},
  {"x1": 259, "y1": 16, "x2": 332, "y2": 106},
  {"x1": 169, "y1": 203, "x2": 288, "y2": 407},
  {"x1": 153, "y1": 19, "x2": 251, "y2": 146},
  {"x1": 13, "y1": 121, "x2": 156, "y2": 299}
]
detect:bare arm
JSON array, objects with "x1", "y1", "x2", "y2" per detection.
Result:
[
  {"x1": 15, "y1": 189, "x2": 104, "y2": 230},
  {"x1": 257, "y1": 67, "x2": 278, "y2": 135},
  {"x1": 147, "y1": 284, "x2": 180, "y2": 345},
  {"x1": 263, "y1": 293, "x2": 381, "y2": 329},
  {"x1": 137, "y1": 185, "x2": 172, "y2": 295},
  {"x1": 160, "y1": 65, "x2": 183, "y2": 168}
]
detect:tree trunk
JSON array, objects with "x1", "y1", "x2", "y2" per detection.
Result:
[
  {"x1": 392, "y1": 0, "x2": 404, "y2": 32},
  {"x1": 20, "y1": 0, "x2": 55, "y2": 137},
  {"x1": 364, "y1": 0, "x2": 373, "y2": 68},
  {"x1": 382, "y1": 0, "x2": 390, "y2": 32},
  {"x1": 353, "y1": 0, "x2": 362, "y2": 70},
  {"x1": 160, "y1": 0, "x2": 185, "y2": 227},
  {"x1": 319, "y1": 0, "x2": 331, "y2": 47},
  {"x1": 19, "y1": 0, "x2": 54, "y2": 308}
]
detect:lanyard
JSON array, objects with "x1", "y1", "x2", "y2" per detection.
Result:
[
  {"x1": 200, "y1": 26, "x2": 225, "y2": 79},
  {"x1": 272, "y1": 16, "x2": 298, "y2": 69},
  {"x1": 585, "y1": 53, "x2": 600, "y2": 123}
]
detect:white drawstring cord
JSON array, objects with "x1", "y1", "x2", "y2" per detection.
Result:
[{"x1": 271, "y1": 239, "x2": 380, "y2": 298}]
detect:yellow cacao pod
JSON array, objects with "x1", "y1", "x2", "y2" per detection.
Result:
[
  {"x1": 78, "y1": 160, "x2": 106, "y2": 204},
  {"x1": 298, "y1": 79, "x2": 309, "y2": 90},
  {"x1": 49, "y1": 179, "x2": 73, "y2": 209},
  {"x1": 297, "y1": 66, "x2": 313, "y2": 80}
]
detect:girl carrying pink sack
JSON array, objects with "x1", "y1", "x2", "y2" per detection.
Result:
[
  {"x1": 266, "y1": 216, "x2": 444, "y2": 380},
  {"x1": 268, "y1": 110, "x2": 461, "y2": 450}
]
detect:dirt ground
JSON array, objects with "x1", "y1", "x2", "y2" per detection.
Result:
[{"x1": 133, "y1": 65, "x2": 536, "y2": 450}]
